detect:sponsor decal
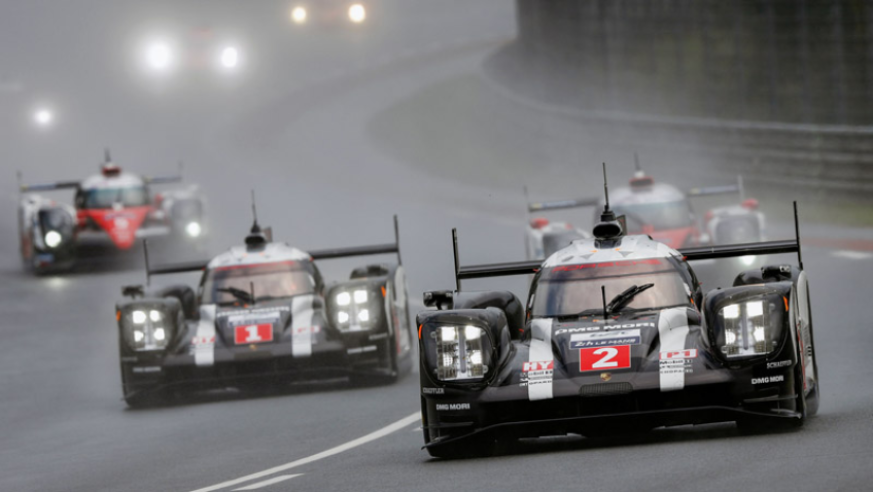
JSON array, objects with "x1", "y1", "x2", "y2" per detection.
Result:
[
  {"x1": 435, "y1": 403, "x2": 471, "y2": 411},
  {"x1": 292, "y1": 326, "x2": 321, "y2": 334},
  {"x1": 347, "y1": 345, "x2": 378, "y2": 355},
  {"x1": 234, "y1": 323, "x2": 274, "y2": 345},
  {"x1": 570, "y1": 329, "x2": 641, "y2": 349},
  {"x1": 522, "y1": 361, "x2": 554, "y2": 372},
  {"x1": 120, "y1": 356, "x2": 138, "y2": 363},
  {"x1": 368, "y1": 333, "x2": 389, "y2": 341},
  {"x1": 216, "y1": 306, "x2": 290, "y2": 317},
  {"x1": 659, "y1": 349, "x2": 698, "y2": 360},
  {"x1": 767, "y1": 360, "x2": 792, "y2": 370},
  {"x1": 191, "y1": 335, "x2": 216, "y2": 345},
  {"x1": 752, "y1": 375, "x2": 785, "y2": 385},
  {"x1": 551, "y1": 259, "x2": 662, "y2": 273},
  {"x1": 132, "y1": 366, "x2": 161, "y2": 373},
  {"x1": 659, "y1": 358, "x2": 693, "y2": 375},
  {"x1": 579, "y1": 345, "x2": 631, "y2": 372},
  {"x1": 422, "y1": 387, "x2": 445, "y2": 395},
  {"x1": 554, "y1": 322, "x2": 655, "y2": 336}
]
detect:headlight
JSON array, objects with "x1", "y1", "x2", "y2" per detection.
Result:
[
  {"x1": 146, "y1": 41, "x2": 174, "y2": 71},
  {"x1": 719, "y1": 300, "x2": 773, "y2": 358},
  {"x1": 291, "y1": 6, "x2": 307, "y2": 24},
  {"x1": 740, "y1": 255, "x2": 756, "y2": 266},
  {"x1": 122, "y1": 306, "x2": 172, "y2": 351},
  {"x1": 433, "y1": 324, "x2": 490, "y2": 381},
  {"x1": 348, "y1": 3, "x2": 366, "y2": 23},
  {"x1": 219, "y1": 46, "x2": 239, "y2": 69},
  {"x1": 354, "y1": 289, "x2": 367, "y2": 304},
  {"x1": 185, "y1": 221, "x2": 202, "y2": 238},
  {"x1": 333, "y1": 287, "x2": 376, "y2": 331},
  {"x1": 44, "y1": 230, "x2": 62, "y2": 248}
]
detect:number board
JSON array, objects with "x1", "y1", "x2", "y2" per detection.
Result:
[{"x1": 579, "y1": 345, "x2": 631, "y2": 372}]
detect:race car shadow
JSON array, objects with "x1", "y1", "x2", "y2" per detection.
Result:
[
  {"x1": 123, "y1": 372, "x2": 411, "y2": 411},
  {"x1": 509, "y1": 422, "x2": 805, "y2": 457},
  {"x1": 428, "y1": 422, "x2": 804, "y2": 461}
]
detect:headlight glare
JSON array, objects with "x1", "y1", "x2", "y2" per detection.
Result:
[
  {"x1": 336, "y1": 292, "x2": 351, "y2": 306},
  {"x1": 718, "y1": 300, "x2": 775, "y2": 358},
  {"x1": 123, "y1": 306, "x2": 172, "y2": 351},
  {"x1": 132, "y1": 310, "x2": 146, "y2": 324},
  {"x1": 154, "y1": 328, "x2": 165, "y2": 341},
  {"x1": 433, "y1": 324, "x2": 490, "y2": 381},
  {"x1": 149, "y1": 310, "x2": 162, "y2": 322},
  {"x1": 44, "y1": 230, "x2": 62, "y2": 248},
  {"x1": 354, "y1": 289, "x2": 368, "y2": 304},
  {"x1": 185, "y1": 221, "x2": 202, "y2": 237},
  {"x1": 358, "y1": 309, "x2": 369, "y2": 322}
]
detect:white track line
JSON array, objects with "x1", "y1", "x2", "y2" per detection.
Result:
[
  {"x1": 189, "y1": 412, "x2": 420, "y2": 492},
  {"x1": 232, "y1": 474, "x2": 303, "y2": 491}
]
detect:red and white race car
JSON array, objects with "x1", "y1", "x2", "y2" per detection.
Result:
[
  {"x1": 18, "y1": 151, "x2": 206, "y2": 273},
  {"x1": 525, "y1": 166, "x2": 765, "y2": 263}
]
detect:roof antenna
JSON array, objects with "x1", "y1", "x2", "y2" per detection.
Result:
[
  {"x1": 250, "y1": 189, "x2": 260, "y2": 233},
  {"x1": 593, "y1": 163, "x2": 622, "y2": 240},
  {"x1": 104, "y1": 148, "x2": 112, "y2": 164},
  {"x1": 245, "y1": 189, "x2": 267, "y2": 249},
  {"x1": 634, "y1": 152, "x2": 641, "y2": 173}
]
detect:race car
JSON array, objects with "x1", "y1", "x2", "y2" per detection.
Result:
[
  {"x1": 289, "y1": 2, "x2": 368, "y2": 26},
  {"x1": 115, "y1": 215, "x2": 412, "y2": 407},
  {"x1": 418, "y1": 193, "x2": 818, "y2": 458},
  {"x1": 17, "y1": 150, "x2": 206, "y2": 274},
  {"x1": 140, "y1": 27, "x2": 243, "y2": 76},
  {"x1": 526, "y1": 161, "x2": 764, "y2": 258}
]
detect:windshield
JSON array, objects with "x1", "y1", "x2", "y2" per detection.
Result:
[
  {"x1": 79, "y1": 187, "x2": 150, "y2": 209},
  {"x1": 202, "y1": 263, "x2": 316, "y2": 305},
  {"x1": 532, "y1": 261, "x2": 691, "y2": 317},
  {"x1": 612, "y1": 199, "x2": 692, "y2": 230}
]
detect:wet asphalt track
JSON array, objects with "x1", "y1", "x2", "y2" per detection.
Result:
[{"x1": 2, "y1": 2, "x2": 872, "y2": 491}]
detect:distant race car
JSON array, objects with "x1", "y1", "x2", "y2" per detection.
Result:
[
  {"x1": 115, "y1": 216, "x2": 412, "y2": 407},
  {"x1": 418, "y1": 190, "x2": 818, "y2": 458},
  {"x1": 141, "y1": 27, "x2": 244, "y2": 76},
  {"x1": 526, "y1": 163, "x2": 765, "y2": 262},
  {"x1": 18, "y1": 151, "x2": 206, "y2": 273},
  {"x1": 289, "y1": 2, "x2": 368, "y2": 26}
]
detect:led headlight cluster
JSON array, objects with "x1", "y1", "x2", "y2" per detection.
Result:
[
  {"x1": 719, "y1": 300, "x2": 772, "y2": 358},
  {"x1": 334, "y1": 288, "x2": 373, "y2": 331},
  {"x1": 124, "y1": 307, "x2": 170, "y2": 351},
  {"x1": 433, "y1": 325, "x2": 490, "y2": 381}
]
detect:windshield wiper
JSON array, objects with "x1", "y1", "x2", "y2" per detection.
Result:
[
  {"x1": 216, "y1": 286, "x2": 254, "y2": 304},
  {"x1": 605, "y1": 283, "x2": 655, "y2": 314}
]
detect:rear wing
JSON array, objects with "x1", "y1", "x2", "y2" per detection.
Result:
[
  {"x1": 142, "y1": 215, "x2": 402, "y2": 284},
  {"x1": 451, "y1": 202, "x2": 803, "y2": 290},
  {"x1": 17, "y1": 170, "x2": 79, "y2": 193},
  {"x1": 527, "y1": 197, "x2": 599, "y2": 214},
  {"x1": 687, "y1": 175, "x2": 745, "y2": 200},
  {"x1": 309, "y1": 215, "x2": 402, "y2": 264},
  {"x1": 146, "y1": 175, "x2": 183, "y2": 185}
]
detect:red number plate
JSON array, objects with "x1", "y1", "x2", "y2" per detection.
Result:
[
  {"x1": 579, "y1": 345, "x2": 631, "y2": 372},
  {"x1": 234, "y1": 323, "x2": 274, "y2": 345}
]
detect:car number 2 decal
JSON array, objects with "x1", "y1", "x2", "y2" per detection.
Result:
[
  {"x1": 579, "y1": 345, "x2": 631, "y2": 372},
  {"x1": 234, "y1": 323, "x2": 274, "y2": 344}
]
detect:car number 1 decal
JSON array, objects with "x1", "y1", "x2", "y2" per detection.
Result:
[
  {"x1": 234, "y1": 323, "x2": 274, "y2": 344},
  {"x1": 579, "y1": 345, "x2": 631, "y2": 372}
]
